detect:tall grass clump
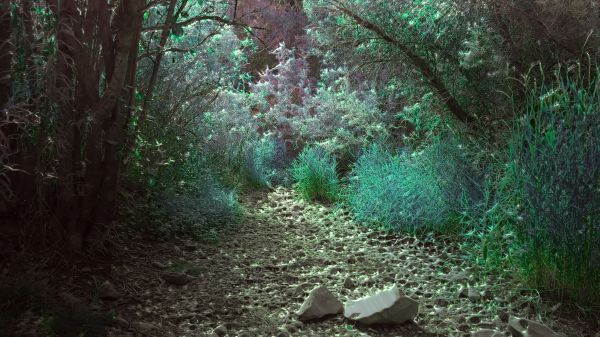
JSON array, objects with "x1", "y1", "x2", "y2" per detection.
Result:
[
  {"x1": 291, "y1": 146, "x2": 339, "y2": 202},
  {"x1": 509, "y1": 67, "x2": 600, "y2": 304},
  {"x1": 347, "y1": 139, "x2": 481, "y2": 233}
]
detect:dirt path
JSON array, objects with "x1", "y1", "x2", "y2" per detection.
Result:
[{"x1": 107, "y1": 188, "x2": 595, "y2": 337}]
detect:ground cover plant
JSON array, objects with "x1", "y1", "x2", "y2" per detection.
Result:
[{"x1": 292, "y1": 146, "x2": 340, "y2": 202}]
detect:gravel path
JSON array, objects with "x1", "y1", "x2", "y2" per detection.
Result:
[{"x1": 108, "y1": 187, "x2": 595, "y2": 337}]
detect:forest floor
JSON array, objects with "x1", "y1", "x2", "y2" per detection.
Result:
[{"x1": 2, "y1": 187, "x2": 598, "y2": 337}]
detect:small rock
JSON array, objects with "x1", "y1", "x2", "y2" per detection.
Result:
[
  {"x1": 151, "y1": 261, "x2": 167, "y2": 269},
  {"x1": 132, "y1": 321, "x2": 157, "y2": 332},
  {"x1": 434, "y1": 298, "x2": 449, "y2": 307},
  {"x1": 468, "y1": 287, "x2": 481, "y2": 302},
  {"x1": 59, "y1": 291, "x2": 86, "y2": 309},
  {"x1": 343, "y1": 277, "x2": 356, "y2": 289},
  {"x1": 471, "y1": 329, "x2": 504, "y2": 337},
  {"x1": 297, "y1": 285, "x2": 343, "y2": 321},
  {"x1": 508, "y1": 316, "x2": 559, "y2": 337},
  {"x1": 113, "y1": 316, "x2": 129, "y2": 328},
  {"x1": 212, "y1": 324, "x2": 227, "y2": 336},
  {"x1": 98, "y1": 280, "x2": 121, "y2": 300},
  {"x1": 343, "y1": 284, "x2": 418, "y2": 325},
  {"x1": 162, "y1": 271, "x2": 194, "y2": 285},
  {"x1": 286, "y1": 323, "x2": 297, "y2": 333},
  {"x1": 276, "y1": 328, "x2": 290, "y2": 337},
  {"x1": 497, "y1": 309, "x2": 509, "y2": 323}
]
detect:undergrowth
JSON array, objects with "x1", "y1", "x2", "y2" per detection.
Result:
[
  {"x1": 0, "y1": 280, "x2": 114, "y2": 337},
  {"x1": 507, "y1": 66, "x2": 600, "y2": 305},
  {"x1": 346, "y1": 139, "x2": 480, "y2": 233},
  {"x1": 122, "y1": 172, "x2": 242, "y2": 241},
  {"x1": 291, "y1": 146, "x2": 339, "y2": 202}
]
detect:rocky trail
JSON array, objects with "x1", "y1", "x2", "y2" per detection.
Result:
[{"x1": 47, "y1": 188, "x2": 598, "y2": 337}]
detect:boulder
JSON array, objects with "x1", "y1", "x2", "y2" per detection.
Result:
[
  {"x1": 508, "y1": 316, "x2": 559, "y2": 337},
  {"x1": 297, "y1": 285, "x2": 343, "y2": 321},
  {"x1": 343, "y1": 285, "x2": 418, "y2": 325}
]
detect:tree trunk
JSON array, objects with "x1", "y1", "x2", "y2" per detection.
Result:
[
  {"x1": 0, "y1": 0, "x2": 11, "y2": 107},
  {"x1": 90, "y1": 0, "x2": 145, "y2": 242},
  {"x1": 75, "y1": 0, "x2": 145, "y2": 250},
  {"x1": 123, "y1": 0, "x2": 179, "y2": 164},
  {"x1": 51, "y1": 0, "x2": 81, "y2": 246}
]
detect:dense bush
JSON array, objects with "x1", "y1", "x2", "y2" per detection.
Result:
[
  {"x1": 508, "y1": 68, "x2": 600, "y2": 303},
  {"x1": 303, "y1": 68, "x2": 391, "y2": 171},
  {"x1": 347, "y1": 138, "x2": 481, "y2": 232},
  {"x1": 291, "y1": 146, "x2": 339, "y2": 202},
  {"x1": 197, "y1": 90, "x2": 284, "y2": 189}
]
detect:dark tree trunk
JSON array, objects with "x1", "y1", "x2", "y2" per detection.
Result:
[
  {"x1": 0, "y1": 0, "x2": 11, "y2": 106},
  {"x1": 74, "y1": 0, "x2": 145, "y2": 250}
]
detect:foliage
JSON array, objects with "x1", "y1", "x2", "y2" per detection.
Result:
[
  {"x1": 124, "y1": 172, "x2": 242, "y2": 240},
  {"x1": 508, "y1": 67, "x2": 600, "y2": 304},
  {"x1": 291, "y1": 146, "x2": 339, "y2": 202},
  {"x1": 196, "y1": 90, "x2": 285, "y2": 189},
  {"x1": 347, "y1": 137, "x2": 482, "y2": 233},
  {"x1": 128, "y1": 27, "x2": 245, "y2": 192},
  {"x1": 0, "y1": 280, "x2": 113, "y2": 337},
  {"x1": 304, "y1": 67, "x2": 391, "y2": 171}
]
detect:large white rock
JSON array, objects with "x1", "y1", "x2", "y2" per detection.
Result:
[
  {"x1": 296, "y1": 285, "x2": 343, "y2": 321},
  {"x1": 508, "y1": 316, "x2": 559, "y2": 337},
  {"x1": 343, "y1": 285, "x2": 418, "y2": 325}
]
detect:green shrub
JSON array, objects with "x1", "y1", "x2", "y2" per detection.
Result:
[
  {"x1": 291, "y1": 146, "x2": 339, "y2": 202},
  {"x1": 508, "y1": 68, "x2": 600, "y2": 304},
  {"x1": 347, "y1": 139, "x2": 481, "y2": 233},
  {"x1": 242, "y1": 137, "x2": 275, "y2": 188},
  {"x1": 126, "y1": 172, "x2": 242, "y2": 240}
]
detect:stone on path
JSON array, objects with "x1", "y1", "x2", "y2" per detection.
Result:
[
  {"x1": 471, "y1": 329, "x2": 504, "y2": 337},
  {"x1": 343, "y1": 284, "x2": 418, "y2": 325},
  {"x1": 297, "y1": 285, "x2": 343, "y2": 321},
  {"x1": 468, "y1": 287, "x2": 481, "y2": 302},
  {"x1": 212, "y1": 324, "x2": 228, "y2": 336},
  {"x1": 162, "y1": 271, "x2": 195, "y2": 285},
  {"x1": 343, "y1": 276, "x2": 356, "y2": 289},
  {"x1": 98, "y1": 280, "x2": 121, "y2": 300},
  {"x1": 508, "y1": 316, "x2": 559, "y2": 337},
  {"x1": 132, "y1": 321, "x2": 158, "y2": 332}
]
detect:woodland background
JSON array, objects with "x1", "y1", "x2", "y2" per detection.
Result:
[{"x1": 0, "y1": 0, "x2": 599, "y2": 315}]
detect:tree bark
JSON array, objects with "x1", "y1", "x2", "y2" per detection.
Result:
[
  {"x1": 123, "y1": 0, "x2": 178, "y2": 164},
  {"x1": 71, "y1": 0, "x2": 145, "y2": 250},
  {"x1": 0, "y1": 0, "x2": 11, "y2": 107},
  {"x1": 90, "y1": 0, "x2": 145, "y2": 243},
  {"x1": 336, "y1": 6, "x2": 474, "y2": 124}
]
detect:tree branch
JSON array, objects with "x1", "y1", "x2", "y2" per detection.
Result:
[
  {"x1": 334, "y1": 5, "x2": 474, "y2": 124},
  {"x1": 142, "y1": 15, "x2": 267, "y2": 32}
]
